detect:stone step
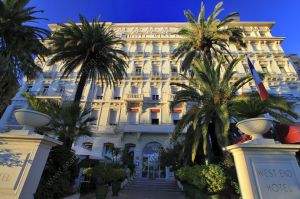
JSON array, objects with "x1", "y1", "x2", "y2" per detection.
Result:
[
  {"x1": 124, "y1": 178, "x2": 182, "y2": 193},
  {"x1": 125, "y1": 188, "x2": 182, "y2": 192}
]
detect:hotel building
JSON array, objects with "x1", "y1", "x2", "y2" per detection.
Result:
[{"x1": 0, "y1": 22, "x2": 299, "y2": 179}]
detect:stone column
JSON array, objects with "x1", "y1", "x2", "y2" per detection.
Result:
[
  {"x1": 226, "y1": 140, "x2": 300, "y2": 199},
  {"x1": 0, "y1": 130, "x2": 61, "y2": 199}
]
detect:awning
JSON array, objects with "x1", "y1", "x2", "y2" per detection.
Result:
[
  {"x1": 150, "y1": 108, "x2": 160, "y2": 113},
  {"x1": 172, "y1": 109, "x2": 182, "y2": 113},
  {"x1": 130, "y1": 108, "x2": 139, "y2": 112}
]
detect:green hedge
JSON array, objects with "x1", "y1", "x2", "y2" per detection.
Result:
[{"x1": 176, "y1": 164, "x2": 226, "y2": 194}]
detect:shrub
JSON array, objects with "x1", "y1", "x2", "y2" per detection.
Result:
[
  {"x1": 95, "y1": 185, "x2": 108, "y2": 199},
  {"x1": 176, "y1": 164, "x2": 226, "y2": 194},
  {"x1": 201, "y1": 164, "x2": 226, "y2": 193},
  {"x1": 111, "y1": 168, "x2": 126, "y2": 182},
  {"x1": 176, "y1": 166, "x2": 194, "y2": 183},
  {"x1": 111, "y1": 181, "x2": 121, "y2": 196}
]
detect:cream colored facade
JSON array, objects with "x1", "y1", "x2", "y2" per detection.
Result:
[{"x1": 0, "y1": 22, "x2": 299, "y2": 178}]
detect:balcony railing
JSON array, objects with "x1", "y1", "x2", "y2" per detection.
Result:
[
  {"x1": 116, "y1": 122, "x2": 175, "y2": 133},
  {"x1": 125, "y1": 93, "x2": 143, "y2": 101},
  {"x1": 29, "y1": 91, "x2": 64, "y2": 100},
  {"x1": 131, "y1": 71, "x2": 143, "y2": 78},
  {"x1": 135, "y1": 52, "x2": 144, "y2": 57},
  {"x1": 150, "y1": 72, "x2": 162, "y2": 79},
  {"x1": 152, "y1": 51, "x2": 161, "y2": 57}
]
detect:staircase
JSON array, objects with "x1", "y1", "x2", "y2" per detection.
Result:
[{"x1": 125, "y1": 178, "x2": 181, "y2": 192}]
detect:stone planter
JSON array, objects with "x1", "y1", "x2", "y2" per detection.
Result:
[
  {"x1": 236, "y1": 118, "x2": 273, "y2": 140},
  {"x1": 14, "y1": 109, "x2": 51, "y2": 129}
]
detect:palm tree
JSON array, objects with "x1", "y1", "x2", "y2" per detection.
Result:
[
  {"x1": 171, "y1": 57, "x2": 252, "y2": 163},
  {"x1": 24, "y1": 93, "x2": 94, "y2": 149},
  {"x1": 48, "y1": 15, "x2": 128, "y2": 103},
  {"x1": 0, "y1": 0, "x2": 49, "y2": 112},
  {"x1": 173, "y1": 1, "x2": 245, "y2": 72},
  {"x1": 230, "y1": 93, "x2": 299, "y2": 124}
]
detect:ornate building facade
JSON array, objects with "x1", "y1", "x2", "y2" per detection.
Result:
[{"x1": 0, "y1": 22, "x2": 299, "y2": 179}]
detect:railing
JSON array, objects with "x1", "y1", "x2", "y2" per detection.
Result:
[
  {"x1": 135, "y1": 52, "x2": 144, "y2": 57},
  {"x1": 150, "y1": 72, "x2": 162, "y2": 78},
  {"x1": 169, "y1": 94, "x2": 175, "y2": 101},
  {"x1": 29, "y1": 91, "x2": 63, "y2": 97},
  {"x1": 131, "y1": 71, "x2": 143, "y2": 78},
  {"x1": 152, "y1": 51, "x2": 161, "y2": 56},
  {"x1": 116, "y1": 122, "x2": 175, "y2": 133},
  {"x1": 125, "y1": 93, "x2": 143, "y2": 101}
]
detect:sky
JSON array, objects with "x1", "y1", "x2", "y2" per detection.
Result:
[{"x1": 28, "y1": 0, "x2": 300, "y2": 55}]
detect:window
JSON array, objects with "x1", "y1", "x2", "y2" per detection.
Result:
[
  {"x1": 261, "y1": 66, "x2": 268, "y2": 73},
  {"x1": 151, "y1": 87, "x2": 159, "y2": 100},
  {"x1": 42, "y1": 85, "x2": 49, "y2": 96},
  {"x1": 172, "y1": 112, "x2": 180, "y2": 125},
  {"x1": 109, "y1": 109, "x2": 117, "y2": 125},
  {"x1": 242, "y1": 62, "x2": 249, "y2": 73},
  {"x1": 260, "y1": 62, "x2": 268, "y2": 73},
  {"x1": 26, "y1": 85, "x2": 32, "y2": 92},
  {"x1": 90, "y1": 110, "x2": 99, "y2": 125},
  {"x1": 58, "y1": 86, "x2": 65, "y2": 95},
  {"x1": 151, "y1": 112, "x2": 159, "y2": 125},
  {"x1": 267, "y1": 43, "x2": 274, "y2": 51},
  {"x1": 171, "y1": 67, "x2": 178, "y2": 73},
  {"x1": 135, "y1": 67, "x2": 142, "y2": 75},
  {"x1": 128, "y1": 111, "x2": 138, "y2": 124},
  {"x1": 152, "y1": 95, "x2": 159, "y2": 100},
  {"x1": 153, "y1": 43, "x2": 160, "y2": 53},
  {"x1": 171, "y1": 86, "x2": 178, "y2": 94},
  {"x1": 95, "y1": 86, "x2": 103, "y2": 99},
  {"x1": 131, "y1": 86, "x2": 138, "y2": 94},
  {"x1": 136, "y1": 43, "x2": 143, "y2": 53},
  {"x1": 113, "y1": 87, "x2": 121, "y2": 100},
  {"x1": 103, "y1": 143, "x2": 114, "y2": 157},
  {"x1": 279, "y1": 66, "x2": 286, "y2": 74},
  {"x1": 251, "y1": 42, "x2": 258, "y2": 51}
]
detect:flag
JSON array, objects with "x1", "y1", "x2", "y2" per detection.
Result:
[{"x1": 247, "y1": 57, "x2": 269, "y2": 101}]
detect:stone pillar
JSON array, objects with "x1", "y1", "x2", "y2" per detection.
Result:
[
  {"x1": 0, "y1": 130, "x2": 61, "y2": 199},
  {"x1": 226, "y1": 140, "x2": 300, "y2": 199}
]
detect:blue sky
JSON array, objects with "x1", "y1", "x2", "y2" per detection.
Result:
[{"x1": 29, "y1": 0, "x2": 300, "y2": 55}]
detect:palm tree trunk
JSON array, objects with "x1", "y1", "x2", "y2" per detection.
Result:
[
  {"x1": 74, "y1": 72, "x2": 88, "y2": 103},
  {"x1": 209, "y1": 122, "x2": 223, "y2": 159}
]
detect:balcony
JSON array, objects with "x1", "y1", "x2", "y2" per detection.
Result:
[
  {"x1": 29, "y1": 91, "x2": 63, "y2": 100},
  {"x1": 282, "y1": 73, "x2": 299, "y2": 81},
  {"x1": 135, "y1": 52, "x2": 144, "y2": 57},
  {"x1": 150, "y1": 72, "x2": 162, "y2": 79},
  {"x1": 170, "y1": 72, "x2": 181, "y2": 80},
  {"x1": 152, "y1": 51, "x2": 161, "y2": 57},
  {"x1": 131, "y1": 71, "x2": 143, "y2": 79},
  {"x1": 265, "y1": 73, "x2": 280, "y2": 81},
  {"x1": 116, "y1": 122, "x2": 175, "y2": 134},
  {"x1": 124, "y1": 93, "x2": 143, "y2": 101}
]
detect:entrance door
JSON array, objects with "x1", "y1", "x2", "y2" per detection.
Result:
[{"x1": 141, "y1": 142, "x2": 166, "y2": 179}]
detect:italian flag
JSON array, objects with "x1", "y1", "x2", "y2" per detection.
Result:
[{"x1": 247, "y1": 57, "x2": 269, "y2": 101}]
